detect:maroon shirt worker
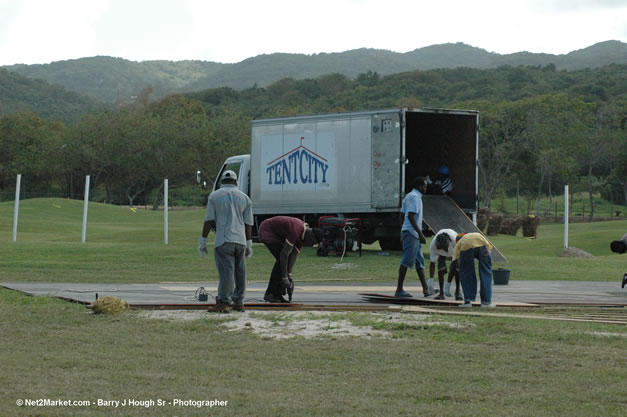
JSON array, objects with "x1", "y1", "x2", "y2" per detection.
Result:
[{"x1": 258, "y1": 216, "x2": 323, "y2": 303}]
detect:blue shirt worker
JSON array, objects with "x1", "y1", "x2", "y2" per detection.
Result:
[
  {"x1": 395, "y1": 176, "x2": 430, "y2": 297},
  {"x1": 199, "y1": 170, "x2": 253, "y2": 313},
  {"x1": 451, "y1": 232, "x2": 494, "y2": 308}
]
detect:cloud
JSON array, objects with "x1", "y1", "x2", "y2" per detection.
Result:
[
  {"x1": 0, "y1": 0, "x2": 624, "y2": 65},
  {"x1": 92, "y1": 0, "x2": 196, "y2": 61},
  {"x1": 1, "y1": 0, "x2": 108, "y2": 65},
  {"x1": 532, "y1": 0, "x2": 626, "y2": 11}
]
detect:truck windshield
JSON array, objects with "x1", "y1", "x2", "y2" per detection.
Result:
[{"x1": 215, "y1": 161, "x2": 242, "y2": 190}]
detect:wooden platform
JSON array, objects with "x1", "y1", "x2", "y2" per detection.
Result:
[
  {"x1": 359, "y1": 293, "x2": 538, "y2": 308},
  {"x1": 2, "y1": 280, "x2": 625, "y2": 308}
]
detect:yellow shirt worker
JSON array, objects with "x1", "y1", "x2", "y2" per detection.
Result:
[{"x1": 452, "y1": 233, "x2": 494, "y2": 308}]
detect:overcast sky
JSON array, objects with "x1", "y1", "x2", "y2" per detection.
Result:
[{"x1": 0, "y1": 0, "x2": 625, "y2": 66}]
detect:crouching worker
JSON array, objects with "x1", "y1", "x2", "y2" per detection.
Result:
[
  {"x1": 428, "y1": 228, "x2": 461, "y2": 300},
  {"x1": 609, "y1": 232, "x2": 626, "y2": 288},
  {"x1": 610, "y1": 233, "x2": 626, "y2": 254},
  {"x1": 259, "y1": 216, "x2": 323, "y2": 303},
  {"x1": 452, "y1": 232, "x2": 494, "y2": 308},
  {"x1": 198, "y1": 170, "x2": 253, "y2": 313}
]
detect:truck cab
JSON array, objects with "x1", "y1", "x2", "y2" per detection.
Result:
[{"x1": 214, "y1": 154, "x2": 251, "y2": 195}]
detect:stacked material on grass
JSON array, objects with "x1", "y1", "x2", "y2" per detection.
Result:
[
  {"x1": 89, "y1": 296, "x2": 129, "y2": 314},
  {"x1": 487, "y1": 212, "x2": 504, "y2": 236},
  {"x1": 559, "y1": 247, "x2": 594, "y2": 259},
  {"x1": 522, "y1": 215, "x2": 541, "y2": 238},
  {"x1": 477, "y1": 207, "x2": 491, "y2": 232},
  {"x1": 500, "y1": 216, "x2": 523, "y2": 236}
]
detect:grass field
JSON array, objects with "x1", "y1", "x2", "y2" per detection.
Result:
[
  {"x1": 1, "y1": 198, "x2": 626, "y2": 416},
  {"x1": 1, "y1": 198, "x2": 625, "y2": 283}
]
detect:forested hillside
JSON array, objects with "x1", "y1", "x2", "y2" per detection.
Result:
[
  {"x1": 186, "y1": 64, "x2": 627, "y2": 115},
  {"x1": 0, "y1": 69, "x2": 105, "y2": 123},
  {"x1": 3, "y1": 41, "x2": 625, "y2": 103}
]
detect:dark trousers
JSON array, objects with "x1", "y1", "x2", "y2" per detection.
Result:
[
  {"x1": 264, "y1": 243, "x2": 286, "y2": 297},
  {"x1": 459, "y1": 245, "x2": 492, "y2": 303}
]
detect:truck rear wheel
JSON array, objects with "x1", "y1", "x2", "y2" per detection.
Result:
[{"x1": 378, "y1": 238, "x2": 402, "y2": 251}]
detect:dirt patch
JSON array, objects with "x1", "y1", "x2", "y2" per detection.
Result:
[
  {"x1": 140, "y1": 310, "x2": 465, "y2": 339},
  {"x1": 586, "y1": 331, "x2": 627, "y2": 338},
  {"x1": 331, "y1": 263, "x2": 356, "y2": 270},
  {"x1": 559, "y1": 247, "x2": 594, "y2": 259}
]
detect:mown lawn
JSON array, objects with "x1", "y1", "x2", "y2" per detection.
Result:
[{"x1": 0, "y1": 288, "x2": 625, "y2": 417}]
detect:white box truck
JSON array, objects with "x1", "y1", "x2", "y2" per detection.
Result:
[{"x1": 215, "y1": 107, "x2": 503, "y2": 259}]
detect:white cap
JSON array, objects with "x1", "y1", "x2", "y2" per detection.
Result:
[{"x1": 221, "y1": 170, "x2": 237, "y2": 181}]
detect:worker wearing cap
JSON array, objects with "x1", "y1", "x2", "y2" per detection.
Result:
[
  {"x1": 451, "y1": 232, "x2": 494, "y2": 308},
  {"x1": 199, "y1": 170, "x2": 253, "y2": 313},
  {"x1": 258, "y1": 216, "x2": 323, "y2": 303}
]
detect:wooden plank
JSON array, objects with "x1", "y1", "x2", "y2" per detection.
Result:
[
  {"x1": 129, "y1": 303, "x2": 304, "y2": 310},
  {"x1": 401, "y1": 306, "x2": 627, "y2": 325}
]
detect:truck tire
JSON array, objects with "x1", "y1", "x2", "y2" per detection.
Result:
[{"x1": 379, "y1": 238, "x2": 402, "y2": 251}]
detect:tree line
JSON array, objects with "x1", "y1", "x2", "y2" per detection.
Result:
[
  {"x1": 0, "y1": 95, "x2": 249, "y2": 206},
  {"x1": 0, "y1": 64, "x2": 625, "y2": 211}
]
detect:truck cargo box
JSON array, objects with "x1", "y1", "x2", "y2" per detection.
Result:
[
  {"x1": 249, "y1": 108, "x2": 478, "y2": 216},
  {"x1": 214, "y1": 108, "x2": 497, "y2": 253}
]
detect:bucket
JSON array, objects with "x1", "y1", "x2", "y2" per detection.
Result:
[{"x1": 493, "y1": 268, "x2": 510, "y2": 285}]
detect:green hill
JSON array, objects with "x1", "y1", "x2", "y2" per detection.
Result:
[
  {"x1": 3, "y1": 41, "x2": 625, "y2": 103},
  {"x1": 0, "y1": 68, "x2": 104, "y2": 123},
  {"x1": 5, "y1": 56, "x2": 222, "y2": 104}
]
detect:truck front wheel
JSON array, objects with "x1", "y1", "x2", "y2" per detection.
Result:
[{"x1": 378, "y1": 238, "x2": 402, "y2": 251}]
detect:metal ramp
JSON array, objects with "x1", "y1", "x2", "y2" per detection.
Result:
[{"x1": 422, "y1": 195, "x2": 507, "y2": 262}]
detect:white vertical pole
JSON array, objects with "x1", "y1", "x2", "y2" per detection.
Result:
[
  {"x1": 164, "y1": 178, "x2": 169, "y2": 245},
  {"x1": 81, "y1": 175, "x2": 90, "y2": 244},
  {"x1": 12, "y1": 174, "x2": 21, "y2": 242},
  {"x1": 564, "y1": 185, "x2": 569, "y2": 249}
]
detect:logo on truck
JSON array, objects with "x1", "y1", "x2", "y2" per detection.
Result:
[{"x1": 261, "y1": 134, "x2": 335, "y2": 191}]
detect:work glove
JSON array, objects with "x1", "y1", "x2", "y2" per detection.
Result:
[
  {"x1": 246, "y1": 240, "x2": 253, "y2": 257},
  {"x1": 286, "y1": 275, "x2": 295, "y2": 302},
  {"x1": 281, "y1": 276, "x2": 291, "y2": 288},
  {"x1": 198, "y1": 236, "x2": 209, "y2": 258}
]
